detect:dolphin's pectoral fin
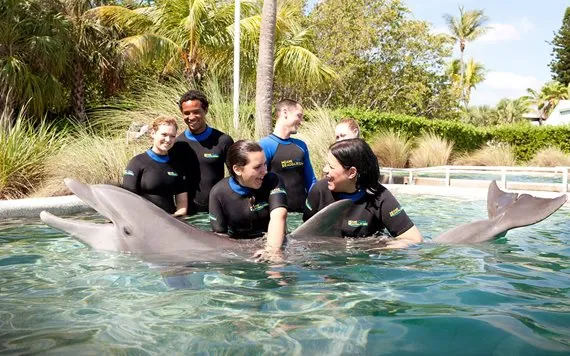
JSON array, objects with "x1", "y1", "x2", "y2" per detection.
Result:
[
  {"x1": 487, "y1": 180, "x2": 518, "y2": 218},
  {"x1": 290, "y1": 199, "x2": 353, "y2": 239}
]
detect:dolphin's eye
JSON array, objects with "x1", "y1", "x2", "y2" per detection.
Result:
[{"x1": 123, "y1": 226, "x2": 132, "y2": 236}]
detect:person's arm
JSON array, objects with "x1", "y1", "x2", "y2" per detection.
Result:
[
  {"x1": 299, "y1": 141, "x2": 317, "y2": 192},
  {"x1": 208, "y1": 187, "x2": 228, "y2": 234},
  {"x1": 173, "y1": 192, "x2": 188, "y2": 216},
  {"x1": 384, "y1": 226, "x2": 423, "y2": 249},
  {"x1": 265, "y1": 207, "x2": 287, "y2": 250},
  {"x1": 122, "y1": 157, "x2": 142, "y2": 194}
]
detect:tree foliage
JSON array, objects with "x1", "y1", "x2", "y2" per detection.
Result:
[
  {"x1": 308, "y1": 0, "x2": 459, "y2": 119},
  {"x1": 550, "y1": 7, "x2": 570, "y2": 86}
]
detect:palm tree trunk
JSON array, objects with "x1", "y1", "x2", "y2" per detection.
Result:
[
  {"x1": 72, "y1": 60, "x2": 87, "y2": 122},
  {"x1": 459, "y1": 42, "x2": 466, "y2": 106},
  {"x1": 255, "y1": 0, "x2": 277, "y2": 139}
]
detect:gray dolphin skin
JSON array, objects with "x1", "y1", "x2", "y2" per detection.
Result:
[
  {"x1": 433, "y1": 181, "x2": 567, "y2": 244},
  {"x1": 39, "y1": 178, "x2": 354, "y2": 263},
  {"x1": 40, "y1": 179, "x2": 567, "y2": 262}
]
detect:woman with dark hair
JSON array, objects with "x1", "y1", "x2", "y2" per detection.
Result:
[
  {"x1": 303, "y1": 138, "x2": 422, "y2": 248},
  {"x1": 123, "y1": 115, "x2": 188, "y2": 216},
  {"x1": 209, "y1": 140, "x2": 288, "y2": 256}
]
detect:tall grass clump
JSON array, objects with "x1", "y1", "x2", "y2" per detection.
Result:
[
  {"x1": 369, "y1": 129, "x2": 412, "y2": 168},
  {"x1": 454, "y1": 144, "x2": 517, "y2": 166},
  {"x1": 0, "y1": 110, "x2": 69, "y2": 198},
  {"x1": 88, "y1": 76, "x2": 255, "y2": 141},
  {"x1": 528, "y1": 147, "x2": 570, "y2": 167},
  {"x1": 409, "y1": 132, "x2": 454, "y2": 168},
  {"x1": 297, "y1": 105, "x2": 337, "y2": 176},
  {"x1": 36, "y1": 130, "x2": 148, "y2": 197}
]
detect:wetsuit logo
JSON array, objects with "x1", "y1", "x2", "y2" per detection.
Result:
[
  {"x1": 280, "y1": 159, "x2": 303, "y2": 169},
  {"x1": 208, "y1": 214, "x2": 217, "y2": 221},
  {"x1": 204, "y1": 153, "x2": 220, "y2": 159},
  {"x1": 167, "y1": 171, "x2": 178, "y2": 177},
  {"x1": 250, "y1": 202, "x2": 269, "y2": 212},
  {"x1": 270, "y1": 187, "x2": 287, "y2": 195},
  {"x1": 347, "y1": 220, "x2": 368, "y2": 227},
  {"x1": 123, "y1": 170, "x2": 134, "y2": 176},
  {"x1": 389, "y1": 207, "x2": 403, "y2": 217}
]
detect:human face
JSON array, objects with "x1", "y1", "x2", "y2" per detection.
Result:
[
  {"x1": 283, "y1": 104, "x2": 304, "y2": 135},
  {"x1": 335, "y1": 123, "x2": 358, "y2": 141},
  {"x1": 181, "y1": 99, "x2": 208, "y2": 134},
  {"x1": 234, "y1": 151, "x2": 267, "y2": 189},
  {"x1": 323, "y1": 152, "x2": 357, "y2": 193},
  {"x1": 151, "y1": 124, "x2": 177, "y2": 155}
]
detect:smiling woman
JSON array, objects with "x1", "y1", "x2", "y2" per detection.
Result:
[
  {"x1": 208, "y1": 140, "x2": 288, "y2": 258},
  {"x1": 122, "y1": 115, "x2": 188, "y2": 216}
]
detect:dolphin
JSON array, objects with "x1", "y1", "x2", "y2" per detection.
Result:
[
  {"x1": 432, "y1": 180, "x2": 567, "y2": 244},
  {"x1": 40, "y1": 179, "x2": 567, "y2": 262},
  {"x1": 39, "y1": 178, "x2": 353, "y2": 264}
]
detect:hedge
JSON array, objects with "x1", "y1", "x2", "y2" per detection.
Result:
[{"x1": 336, "y1": 108, "x2": 570, "y2": 162}]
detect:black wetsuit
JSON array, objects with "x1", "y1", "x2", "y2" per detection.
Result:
[
  {"x1": 170, "y1": 126, "x2": 234, "y2": 214},
  {"x1": 122, "y1": 149, "x2": 186, "y2": 214},
  {"x1": 208, "y1": 173, "x2": 288, "y2": 239},
  {"x1": 259, "y1": 134, "x2": 316, "y2": 212},
  {"x1": 303, "y1": 179, "x2": 414, "y2": 237}
]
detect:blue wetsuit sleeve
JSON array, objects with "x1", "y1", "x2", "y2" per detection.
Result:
[
  {"x1": 259, "y1": 137, "x2": 277, "y2": 169},
  {"x1": 208, "y1": 185, "x2": 228, "y2": 234},
  {"x1": 122, "y1": 156, "x2": 142, "y2": 194},
  {"x1": 299, "y1": 141, "x2": 317, "y2": 192}
]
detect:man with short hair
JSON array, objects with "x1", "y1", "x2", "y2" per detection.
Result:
[
  {"x1": 170, "y1": 90, "x2": 234, "y2": 214},
  {"x1": 259, "y1": 99, "x2": 317, "y2": 212}
]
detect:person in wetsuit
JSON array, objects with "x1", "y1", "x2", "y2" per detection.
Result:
[
  {"x1": 123, "y1": 116, "x2": 187, "y2": 216},
  {"x1": 335, "y1": 117, "x2": 360, "y2": 141},
  {"x1": 259, "y1": 99, "x2": 316, "y2": 213},
  {"x1": 170, "y1": 90, "x2": 234, "y2": 214},
  {"x1": 209, "y1": 140, "x2": 288, "y2": 258},
  {"x1": 303, "y1": 138, "x2": 423, "y2": 249}
]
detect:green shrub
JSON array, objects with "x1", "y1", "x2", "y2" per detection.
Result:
[
  {"x1": 409, "y1": 132, "x2": 454, "y2": 167},
  {"x1": 369, "y1": 129, "x2": 412, "y2": 168}
]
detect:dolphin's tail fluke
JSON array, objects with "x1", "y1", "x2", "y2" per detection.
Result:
[{"x1": 434, "y1": 181, "x2": 567, "y2": 244}]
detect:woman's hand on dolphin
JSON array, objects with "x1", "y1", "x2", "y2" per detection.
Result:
[{"x1": 253, "y1": 247, "x2": 284, "y2": 264}]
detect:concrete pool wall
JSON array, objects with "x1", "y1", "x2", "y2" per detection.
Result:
[{"x1": 1, "y1": 184, "x2": 568, "y2": 219}]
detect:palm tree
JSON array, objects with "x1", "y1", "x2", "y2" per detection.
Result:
[
  {"x1": 255, "y1": 0, "x2": 277, "y2": 138},
  {"x1": 443, "y1": 6, "x2": 489, "y2": 104},
  {"x1": 447, "y1": 58, "x2": 486, "y2": 106},
  {"x1": 496, "y1": 98, "x2": 529, "y2": 124},
  {"x1": 540, "y1": 81, "x2": 570, "y2": 118}
]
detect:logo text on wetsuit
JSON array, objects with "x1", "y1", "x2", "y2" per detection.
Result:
[
  {"x1": 204, "y1": 153, "x2": 220, "y2": 159},
  {"x1": 280, "y1": 159, "x2": 303, "y2": 169},
  {"x1": 389, "y1": 207, "x2": 403, "y2": 217},
  {"x1": 250, "y1": 202, "x2": 269, "y2": 212},
  {"x1": 167, "y1": 171, "x2": 178, "y2": 177},
  {"x1": 124, "y1": 170, "x2": 134, "y2": 176},
  {"x1": 347, "y1": 220, "x2": 368, "y2": 227},
  {"x1": 270, "y1": 188, "x2": 287, "y2": 195}
]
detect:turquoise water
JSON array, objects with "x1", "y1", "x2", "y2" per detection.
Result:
[{"x1": 1, "y1": 194, "x2": 570, "y2": 355}]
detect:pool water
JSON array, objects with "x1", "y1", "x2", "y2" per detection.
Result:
[{"x1": 1, "y1": 194, "x2": 569, "y2": 355}]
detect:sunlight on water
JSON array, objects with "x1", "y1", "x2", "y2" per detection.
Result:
[{"x1": 1, "y1": 194, "x2": 569, "y2": 354}]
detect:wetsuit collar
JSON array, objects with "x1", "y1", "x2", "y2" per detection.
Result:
[
  {"x1": 229, "y1": 177, "x2": 251, "y2": 196},
  {"x1": 337, "y1": 189, "x2": 366, "y2": 202},
  {"x1": 269, "y1": 133, "x2": 292, "y2": 145},
  {"x1": 184, "y1": 126, "x2": 212, "y2": 142},
  {"x1": 146, "y1": 149, "x2": 170, "y2": 163}
]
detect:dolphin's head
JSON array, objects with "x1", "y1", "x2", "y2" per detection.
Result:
[{"x1": 40, "y1": 178, "x2": 191, "y2": 254}]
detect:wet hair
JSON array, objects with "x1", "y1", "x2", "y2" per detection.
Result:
[
  {"x1": 151, "y1": 115, "x2": 178, "y2": 132},
  {"x1": 178, "y1": 90, "x2": 209, "y2": 111},
  {"x1": 226, "y1": 140, "x2": 264, "y2": 179},
  {"x1": 337, "y1": 117, "x2": 360, "y2": 138},
  {"x1": 329, "y1": 138, "x2": 380, "y2": 192},
  {"x1": 275, "y1": 99, "x2": 301, "y2": 118}
]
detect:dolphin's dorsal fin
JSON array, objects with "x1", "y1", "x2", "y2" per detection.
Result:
[
  {"x1": 487, "y1": 180, "x2": 518, "y2": 219},
  {"x1": 290, "y1": 199, "x2": 353, "y2": 238}
]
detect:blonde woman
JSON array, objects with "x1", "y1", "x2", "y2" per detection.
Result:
[
  {"x1": 123, "y1": 116, "x2": 188, "y2": 216},
  {"x1": 335, "y1": 117, "x2": 360, "y2": 141}
]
